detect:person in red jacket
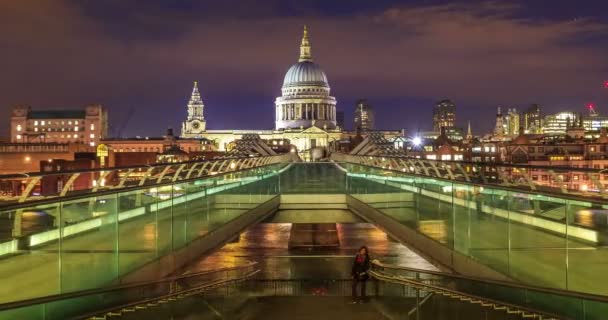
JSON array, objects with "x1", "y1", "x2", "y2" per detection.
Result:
[{"x1": 351, "y1": 246, "x2": 370, "y2": 303}]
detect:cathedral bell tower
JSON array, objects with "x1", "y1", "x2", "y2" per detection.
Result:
[{"x1": 181, "y1": 81, "x2": 206, "y2": 137}]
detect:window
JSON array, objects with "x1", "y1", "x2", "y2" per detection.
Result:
[
  {"x1": 41, "y1": 121, "x2": 45, "y2": 125},
  {"x1": 16, "y1": 134, "x2": 21, "y2": 140},
  {"x1": 16, "y1": 124, "x2": 22, "y2": 131},
  {"x1": 34, "y1": 121, "x2": 39, "y2": 126},
  {"x1": 528, "y1": 147, "x2": 535, "y2": 152},
  {"x1": 90, "y1": 133, "x2": 95, "y2": 138},
  {"x1": 90, "y1": 123, "x2": 95, "y2": 130},
  {"x1": 34, "y1": 127, "x2": 38, "y2": 132},
  {"x1": 74, "y1": 126, "x2": 78, "y2": 131},
  {"x1": 75, "y1": 121, "x2": 79, "y2": 125}
]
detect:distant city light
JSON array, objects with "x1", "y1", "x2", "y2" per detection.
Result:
[
  {"x1": 412, "y1": 137, "x2": 422, "y2": 146},
  {"x1": 604, "y1": 80, "x2": 608, "y2": 88}
]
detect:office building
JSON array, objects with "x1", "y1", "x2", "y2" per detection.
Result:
[
  {"x1": 433, "y1": 100, "x2": 456, "y2": 131},
  {"x1": 354, "y1": 99, "x2": 374, "y2": 131}
]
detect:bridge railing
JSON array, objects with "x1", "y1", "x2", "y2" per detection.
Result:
[
  {"x1": 0, "y1": 154, "x2": 293, "y2": 206},
  {"x1": 371, "y1": 261, "x2": 608, "y2": 320},
  {"x1": 331, "y1": 153, "x2": 608, "y2": 200},
  {"x1": 0, "y1": 262, "x2": 259, "y2": 320},
  {"x1": 0, "y1": 158, "x2": 290, "y2": 304}
]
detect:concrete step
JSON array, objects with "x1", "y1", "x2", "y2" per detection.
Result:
[{"x1": 269, "y1": 209, "x2": 363, "y2": 223}]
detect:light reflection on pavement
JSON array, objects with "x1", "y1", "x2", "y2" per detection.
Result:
[{"x1": 184, "y1": 222, "x2": 438, "y2": 279}]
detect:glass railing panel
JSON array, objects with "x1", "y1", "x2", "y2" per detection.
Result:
[
  {"x1": 0, "y1": 203, "x2": 61, "y2": 303},
  {"x1": 508, "y1": 193, "x2": 567, "y2": 290},
  {"x1": 183, "y1": 181, "x2": 209, "y2": 243},
  {"x1": 171, "y1": 182, "x2": 190, "y2": 250},
  {"x1": 451, "y1": 183, "x2": 475, "y2": 257},
  {"x1": 280, "y1": 163, "x2": 346, "y2": 194},
  {"x1": 566, "y1": 199, "x2": 608, "y2": 296},
  {"x1": 59, "y1": 193, "x2": 119, "y2": 294},
  {"x1": 117, "y1": 187, "x2": 160, "y2": 275}
]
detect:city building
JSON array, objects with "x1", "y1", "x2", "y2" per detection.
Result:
[
  {"x1": 335, "y1": 111, "x2": 345, "y2": 129},
  {"x1": 10, "y1": 105, "x2": 107, "y2": 146},
  {"x1": 504, "y1": 108, "x2": 520, "y2": 135},
  {"x1": 0, "y1": 143, "x2": 92, "y2": 175},
  {"x1": 190, "y1": 26, "x2": 343, "y2": 161},
  {"x1": 354, "y1": 99, "x2": 375, "y2": 131},
  {"x1": 523, "y1": 104, "x2": 542, "y2": 134},
  {"x1": 542, "y1": 111, "x2": 579, "y2": 135},
  {"x1": 274, "y1": 25, "x2": 337, "y2": 131},
  {"x1": 181, "y1": 81, "x2": 206, "y2": 137},
  {"x1": 432, "y1": 99, "x2": 456, "y2": 131},
  {"x1": 507, "y1": 128, "x2": 608, "y2": 191},
  {"x1": 582, "y1": 104, "x2": 608, "y2": 131}
]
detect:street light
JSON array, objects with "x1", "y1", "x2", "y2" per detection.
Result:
[{"x1": 412, "y1": 137, "x2": 422, "y2": 146}]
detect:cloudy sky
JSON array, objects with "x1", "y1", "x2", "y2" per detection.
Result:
[{"x1": 1, "y1": 0, "x2": 607, "y2": 137}]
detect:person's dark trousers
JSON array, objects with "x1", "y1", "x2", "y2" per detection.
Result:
[{"x1": 352, "y1": 279, "x2": 367, "y2": 300}]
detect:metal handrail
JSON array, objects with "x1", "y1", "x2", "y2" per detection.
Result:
[
  {"x1": 370, "y1": 269, "x2": 566, "y2": 320},
  {"x1": 348, "y1": 153, "x2": 607, "y2": 174},
  {"x1": 0, "y1": 262, "x2": 258, "y2": 311},
  {"x1": 0, "y1": 156, "x2": 263, "y2": 180},
  {"x1": 372, "y1": 260, "x2": 608, "y2": 303},
  {"x1": 334, "y1": 154, "x2": 608, "y2": 202},
  {"x1": 0, "y1": 161, "x2": 288, "y2": 211}
]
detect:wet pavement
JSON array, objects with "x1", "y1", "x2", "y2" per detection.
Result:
[{"x1": 183, "y1": 222, "x2": 439, "y2": 279}]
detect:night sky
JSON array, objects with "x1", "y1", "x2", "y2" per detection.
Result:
[{"x1": 1, "y1": 1, "x2": 608, "y2": 137}]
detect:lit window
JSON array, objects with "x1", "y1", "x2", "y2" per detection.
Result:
[
  {"x1": 74, "y1": 126, "x2": 79, "y2": 131},
  {"x1": 41, "y1": 120, "x2": 45, "y2": 125},
  {"x1": 16, "y1": 134, "x2": 22, "y2": 139},
  {"x1": 90, "y1": 142, "x2": 95, "y2": 147},
  {"x1": 24, "y1": 156, "x2": 31, "y2": 162},
  {"x1": 90, "y1": 123, "x2": 95, "y2": 130},
  {"x1": 68, "y1": 121, "x2": 72, "y2": 125},
  {"x1": 73, "y1": 134, "x2": 78, "y2": 138},
  {"x1": 34, "y1": 127, "x2": 38, "y2": 132},
  {"x1": 16, "y1": 124, "x2": 22, "y2": 131},
  {"x1": 90, "y1": 133, "x2": 95, "y2": 138},
  {"x1": 34, "y1": 121, "x2": 38, "y2": 126},
  {"x1": 75, "y1": 121, "x2": 79, "y2": 125}
]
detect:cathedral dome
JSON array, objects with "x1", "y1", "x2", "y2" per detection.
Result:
[{"x1": 283, "y1": 61, "x2": 328, "y2": 88}]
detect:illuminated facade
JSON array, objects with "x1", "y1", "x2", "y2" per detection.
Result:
[
  {"x1": 432, "y1": 100, "x2": 455, "y2": 131},
  {"x1": 10, "y1": 105, "x2": 107, "y2": 146},
  {"x1": 542, "y1": 111, "x2": 579, "y2": 135},
  {"x1": 189, "y1": 26, "x2": 342, "y2": 160},
  {"x1": 181, "y1": 81, "x2": 206, "y2": 137},
  {"x1": 275, "y1": 26, "x2": 337, "y2": 130},
  {"x1": 354, "y1": 99, "x2": 375, "y2": 131},
  {"x1": 523, "y1": 104, "x2": 542, "y2": 134}
]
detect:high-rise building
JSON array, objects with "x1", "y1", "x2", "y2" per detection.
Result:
[
  {"x1": 433, "y1": 100, "x2": 456, "y2": 131},
  {"x1": 504, "y1": 108, "x2": 520, "y2": 135},
  {"x1": 583, "y1": 104, "x2": 608, "y2": 131},
  {"x1": 542, "y1": 111, "x2": 578, "y2": 135},
  {"x1": 336, "y1": 111, "x2": 345, "y2": 128},
  {"x1": 523, "y1": 104, "x2": 542, "y2": 134},
  {"x1": 354, "y1": 99, "x2": 374, "y2": 131},
  {"x1": 181, "y1": 81, "x2": 206, "y2": 137},
  {"x1": 10, "y1": 104, "x2": 107, "y2": 146}
]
